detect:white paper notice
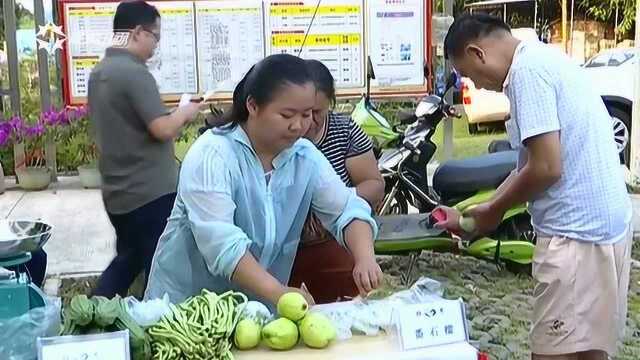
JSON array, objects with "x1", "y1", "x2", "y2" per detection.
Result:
[
  {"x1": 368, "y1": 0, "x2": 424, "y2": 87},
  {"x1": 396, "y1": 299, "x2": 468, "y2": 351},
  {"x1": 195, "y1": 0, "x2": 265, "y2": 93},
  {"x1": 65, "y1": 3, "x2": 117, "y2": 97},
  {"x1": 265, "y1": 0, "x2": 365, "y2": 88},
  {"x1": 147, "y1": 1, "x2": 198, "y2": 94},
  {"x1": 64, "y1": 1, "x2": 197, "y2": 98},
  {"x1": 38, "y1": 330, "x2": 130, "y2": 360}
]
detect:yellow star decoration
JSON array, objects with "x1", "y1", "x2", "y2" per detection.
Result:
[{"x1": 36, "y1": 22, "x2": 67, "y2": 55}]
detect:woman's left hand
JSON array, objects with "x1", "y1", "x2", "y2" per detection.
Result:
[{"x1": 352, "y1": 258, "x2": 383, "y2": 296}]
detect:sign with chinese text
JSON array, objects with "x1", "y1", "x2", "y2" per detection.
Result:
[{"x1": 396, "y1": 299, "x2": 468, "y2": 351}]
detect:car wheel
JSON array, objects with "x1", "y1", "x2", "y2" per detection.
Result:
[
  {"x1": 468, "y1": 123, "x2": 479, "y2": 134},
  {"x1": 607, "y1": 106, "x2": 631, "y2": 167}
]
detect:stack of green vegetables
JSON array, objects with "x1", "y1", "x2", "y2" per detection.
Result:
[
  {"x1": 60, "y1": 295, "x2": 151, "y2": 360},
  {"x1": 147, "y1": 289, "x2": 248, "y2": 360}
]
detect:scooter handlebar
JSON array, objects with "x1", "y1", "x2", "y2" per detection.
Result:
[
  {"x1": 397, "y1": 109, "x2": 418, "y2": 125},
  {"x1": 444, "y1": 104, "x2": 462, "y2": 119},
  {"x1": 400, "y1": 114, "x2": 418, "y2": 125}
]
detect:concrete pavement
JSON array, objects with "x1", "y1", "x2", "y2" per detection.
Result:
[
  {"x1": 1, "y1": 175, "x2": 639, "y2": 277},
  {"x1": 1, "y1": 176, "x2": 114, "y2": 276}
]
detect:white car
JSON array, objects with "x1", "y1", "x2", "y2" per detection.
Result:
[{"x1": 582, "y1": 48, "x2": 636, "y2": 165}]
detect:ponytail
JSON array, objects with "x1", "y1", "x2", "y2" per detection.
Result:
[
  {"x1": 225, "y1": 65, "x2": 255, "y2": 124},
  {"x1": 199, "y1": 54, "x2": 312, "y2": 134}
]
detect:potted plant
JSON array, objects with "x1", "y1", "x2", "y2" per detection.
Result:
[
  {"x1": 67, "y1": 106, "x2": 101, "y2": 188},
  {"x1": 13, "y1": 117, "x2": 50, "y2": 191},
  {"x1": 0, "y1": 119, "x2": 14, "y2": 194},
  {"x1": 13, "y1": 108, "x2": 71, "y2": 191}
]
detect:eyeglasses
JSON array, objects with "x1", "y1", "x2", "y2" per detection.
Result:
[
  {"x1": 112, "y1": 28, "x2": 161, "y2": 43},
  {"x1": 142, "y1": 28, "x2": 161, "y2": 42}
]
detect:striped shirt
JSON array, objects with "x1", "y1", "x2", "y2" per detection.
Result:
[{"x1": 316, "y1": 112, "x2": 373, "y2": 186}]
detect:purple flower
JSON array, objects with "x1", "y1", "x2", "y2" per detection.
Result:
[
  {"x1": 66, "y1": 108, "x2": 77, "y2": 121},
  {"x1": 25, "y1": 123, "x2": 46, "y2": 138},
  {"x1": 40, "y1": 107, "x2": 69, "y2": 127},
  {"x1": 8, "y1": 115, "x2": 24, "y2": 132},
  {"x1": 77, "y1": 106, "x2": 89, "y2": 118},
  {"x1": 66, "y1": 105, "x2": 89, "y2": 123},
  {"x1": 59, "y1": 111, "x2": 71, "y2": 125},
  {"x1": 0, "y1": 123, "x2": 12, "y2": 148}
]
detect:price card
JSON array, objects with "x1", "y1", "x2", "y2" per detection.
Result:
[
  {"x1": 37, "y1": 330, "x2": 130, "y2": 360},
  {"x1": 396, "y1": 299, "x2": 469, "y2": 351}
]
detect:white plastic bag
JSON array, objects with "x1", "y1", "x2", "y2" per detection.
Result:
[
  {"x1": 312, "y1": 277, "x2": 444, "y2": 340},
  {"x1": 124, "y1": 294, "x2": 172, "y2": 327},
  {"x1": 0, "y1": 289, "x2": 61, "y2": 360},
  {"x1": 238, "y1": 301, "x2": 273, "y2": 326}
]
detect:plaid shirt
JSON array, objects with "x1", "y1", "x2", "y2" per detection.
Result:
[{"x1": 504, "y1": 41, "x2": 631, "y2": 243}]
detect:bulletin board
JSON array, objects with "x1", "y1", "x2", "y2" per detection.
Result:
[{"x1": 58, "y1": 0, "x2": 432, "y2": 106}]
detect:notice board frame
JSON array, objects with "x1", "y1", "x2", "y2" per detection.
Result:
[{"x1": 57, "y1": 0, "x2": 433, "y2": 106}]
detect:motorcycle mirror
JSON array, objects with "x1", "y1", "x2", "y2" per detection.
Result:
[
  {"x1": 367, "y1": 56, "x2": 376, "y2": 80},
  {"x1": 445, "y1": 72, "x2": 458, "y2": 92},
  {"x1": 454, "y1": 70, "x2": 463, "y2": 90}
]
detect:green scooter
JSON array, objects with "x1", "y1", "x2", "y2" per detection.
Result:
[{"x1": 353, "y1": 70, "x2": 535, "y2": 283}]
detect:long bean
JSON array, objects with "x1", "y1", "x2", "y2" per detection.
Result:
[{"x1": 148, "y1": 290, "x2": 248, "y2": 360}]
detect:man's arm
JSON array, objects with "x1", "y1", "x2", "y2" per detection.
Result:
[
  {"x1": 490, "y1": 132, "x2": 562, "y2": 214},
  {"x1": 494, "y1": 170, "x2": 516, "y2": 199},
  {"x1": 464, "y1": 131, "x2": 562, "y2": 234},
  {"x1": 464, "y1": 66, "x2": 563, "y2": 234},
  {"x1": 147, "y1": 102, "x2": 202, "y2": 141},
  {"x1": 126, "y1": 69, "x2": 202, "y2": 141}
]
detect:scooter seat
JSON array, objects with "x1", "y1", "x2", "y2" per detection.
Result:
[{"x1": 433, "y1": 150, "x2": 517, "y2": 200}]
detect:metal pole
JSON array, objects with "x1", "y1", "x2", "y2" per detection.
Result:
[
  {"x1": 34, "y1": 0, "x2": 51, "y2": 110},
  {"x1": 569, "y1": 0, "x2": 574, "y2": 55},
  {"x1": 630, "y1": 0, "x2": 640, "y2": 181},
  {"x1": 614, "y1": 4, "x2": 618, "y2": 44},
  {"x1": 562, "y1": 0, "x2": 567, "y2": 52},
  {"x1": 442, "y1": 0, "x2": 454, "y2": 161},
  {"x1": 534, "y1": 0, "x2": 537, "y2": 32},
  {"x1": 3, "y1": 0, "x2": 20, "y2": 114},
  {"x1": 3, "y1": 0, "x2": 26, "y2": 177},
  {"x1": 33, "y1": 0, "x2": 57, "y2": 181},
  {"x1": 53, "y1": 0, "x2": 63, "y2": 108}
]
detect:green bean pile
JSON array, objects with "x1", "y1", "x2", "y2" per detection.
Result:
[{"x1": 148, "y1": 289, "x2": 248, "y2": 360}]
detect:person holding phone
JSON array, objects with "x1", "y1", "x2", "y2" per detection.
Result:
[{"x1": 88, "y1": 0, "x2": 202, "y2": 297}]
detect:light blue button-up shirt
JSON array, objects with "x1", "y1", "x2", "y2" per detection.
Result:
[
  {"x1": 144, "y1": 125, "x2": 377, "y2": 304},
  {"x1": 504, "y1": 41, "x2": 631, "y2": 243}
]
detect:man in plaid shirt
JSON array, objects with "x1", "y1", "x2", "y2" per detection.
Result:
[{"x1": 437, "y1": 14, "x2": 632, "y2": 360}]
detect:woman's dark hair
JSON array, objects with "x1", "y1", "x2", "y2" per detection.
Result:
[
  {"x1": 444, "y1": 13, "x2": 511, "y2": 60},
  {"x1": 224, "y1": 54, "x2": 313, "y2": 125},
  {"x1": 113, "y1": 1, "x2": 160, "y2": 31},
  {"x1": 305, "y1": 59, "x2": 336, "y2": 105}
]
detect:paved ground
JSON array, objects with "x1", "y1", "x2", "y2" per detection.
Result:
[
  {"x1": 1, "y1": 175, "x2": 640, "y2": 276},
  {"x1": 1, "y1": 177, "x2": 114, "y2": 276}
]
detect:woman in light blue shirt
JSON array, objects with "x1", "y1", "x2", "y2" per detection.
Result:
[{"x1": 144, "y1": 54, "x2": 382, "y2": 307}]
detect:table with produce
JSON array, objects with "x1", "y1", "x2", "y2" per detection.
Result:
[{"x1": 3, "y1": 273, "x2": 483, "y2": 360}]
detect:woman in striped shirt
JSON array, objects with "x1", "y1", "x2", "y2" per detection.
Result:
[{"x1": 288, "y1": 60, "x2": 385, "y2": 303}]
